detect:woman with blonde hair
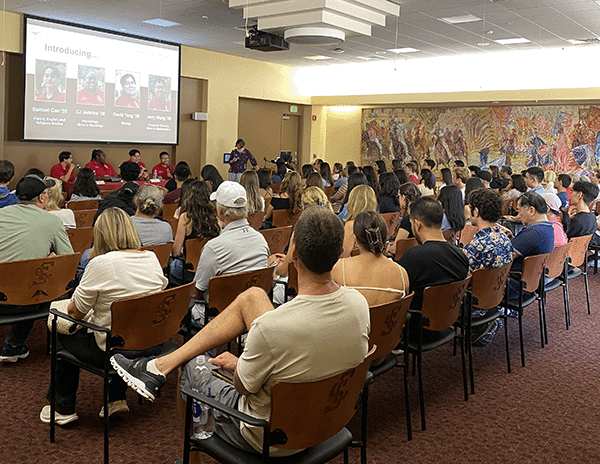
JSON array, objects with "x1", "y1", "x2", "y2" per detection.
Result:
[
  {"x1": 46, "y1": 177, "x2": 76, "y2": 229},
  {"x1": 332, "y1": 211, "x2": 408, "y2": 306},
  {"x1": 264, "y1": 170, "x2": 302, "y2": 225},
  {"x1": 240, "y1": 170, "x2": 264, "y2": 215},
  {"x1": 301, "y1": 186, "x2": 333, "y2": 211},
  {"x1": 131, "y1": 184, "x2": 173, "y2": 246},
  {"x1": 341, "y1": 184, "x2": 377, "y2": 257},
  {"x1": 40, "y1": 207, "x2": 168, "y2": 424}
]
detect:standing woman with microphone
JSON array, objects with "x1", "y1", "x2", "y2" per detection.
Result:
[{"x1": 228, "y1": 139, "x2": 258, "y2": 182}]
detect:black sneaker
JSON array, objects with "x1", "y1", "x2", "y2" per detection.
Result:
[
  {"x1": 0, "y1": 344, "x2": 29, "y2": 363},
  {"x1": 110, "y1": 354, "x2": 166, "y2": 402}
]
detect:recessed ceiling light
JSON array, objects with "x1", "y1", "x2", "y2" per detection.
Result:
[
  {"x1": 594, "y1": 0, "x2": 600, "y2": 6},
  {"x1": 375, "y1": 51, "x2": 386, "y2": 55},
  {"x1": 202, "y1": 15, "x2": 209, "y2": 19},
  {"x1": 568, "y1": 39, "x2": 587, "y2": 45},
  {"x1": 494, "y1": 37, "x2": 530, "y2": 45},
  {"x1": 143, "y1": 18, "x2": 180, "y2": 27},
  {"x1": 477, "y1": 42, "x2": 490, "y2": 46},
  {"x1": 439, "y1": 15, "x2": 481, "y2": 24},
  {"x1": 388, "y1": 47, "x2": 419, "y2": 53},
  {"x1": 357, "y1": 56, "x2": 374, "y2": 61},
  {"x1": 331, "y1": 48, "x2": 345, "y2": 54},
  {"x1": 304, "y1": 55, "x2": 332, "y2": 61}
]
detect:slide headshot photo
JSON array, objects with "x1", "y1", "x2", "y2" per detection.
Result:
[
  {"x1": 35, "y1": 61, "x2": 66, "y2": 102},
  {"x1": 77, "y1": 66, "x2": 106, "y2": 106},
  {"x1": 115, "y1": 71, "x2": 140, "y2": 108},
  {"x1": 148, "y1": 75, "x2": 171, "y2": 111}
]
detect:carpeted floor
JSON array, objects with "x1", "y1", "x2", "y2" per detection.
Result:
[{"x1": 1, "y1": 270, "x2": 598, "y2": 464}]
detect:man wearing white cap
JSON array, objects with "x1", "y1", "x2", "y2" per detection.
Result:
[{"x1": 190, "y1": 181, "x2": 269, "y2": 325}]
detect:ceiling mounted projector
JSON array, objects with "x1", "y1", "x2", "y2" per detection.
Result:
[{"x1": 284, "y1": 27, "x2": 345, "y2": 45}]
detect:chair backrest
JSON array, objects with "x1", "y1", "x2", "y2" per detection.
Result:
[
  {"x1": 271, "y1": 183, "x2": 281, "y2": 194},
  {"x1": 269, "y1": 357, "x2": 372, "y2": 450},
  {"x1": 568, "y1": 234, "x2": 593, "y2": 267},
  {"x1": 185, "y1": 237, "x2": 210, "y2": 273},
  {"x1": 141, "y1": 243, "x2": 172, "y2": 269},
  {"x1": 100, "y1": 190, "x2": 112, "y2": 199},
  {"x1": 470, "y1": 262, "x2": 512, "y2": 310},
  {"x1": 521, "y1": 253, "x2": 551, "y2": 291},
  {"x1": 162, "y1": 202, "x2": 179, "y2": 221},
  {"x1": 323, "y1": 186, "x2": 335, "y2": 199},
  {"x1": 394, "y1": 238, "x2": 418, "y2": 261},
  {"x1": 381, "y1": 212, "x2": 400, "y2": 239},
  {"x1": 421, "y1": 277, "x2": 471, "y2": 331},
  {"x1": 110, "y1": 282, "x2": 194, "y2": 351},
  {"x1": 368, "y1": 293, "x2": 414, "y2": 359},
  {"x1": 168, "y1": 218, "x2": 178, "y2": 237},
  {"x1": 259, "y1": 225, "x2": 293, "y2": 254},
  {"x1": 545, "y1": 243, "x2": 572, "y2": 280},
  {"x1": 272, "y1": 209, "x2": 301, "y2": 228},
  {"x1": 502, "y1": 199, "x2": 516, "y2": 216},
  {"x1": 73, "y1": 209, "x2": 96, "y2": 228},
  {"x1": 208, "y1": 266, "x2": 273, "y2": 313},
  {"x1": 0, "y1": 253, "x2": 80, "y2": 306},
  {"x1": 67, "y1": 199, "x2": 99, "y2": 211},
  {"x1": 287, "y1": 262, "x2": 298, "y2": 296},
  {"x1": 247, "y1": 211, "x2": 265, "y2": 230},
  {"x1": 67, "y1": 227, "x2": 93, "y2": 254},
  {"x1": 459, "y1": 224, "x2": 478, "y2": 247}
]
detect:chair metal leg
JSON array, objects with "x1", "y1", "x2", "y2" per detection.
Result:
[
  {"x1": 468, "y1": 323, "x2": 474, "y2": 395},
  {"x1": 50, "y1": 319, "x2": 57, "y2": 444},
  {"x1": 538, "y1": 296, "x2": 545, "y2": 348},
  {"x1": 518, "y1": 310, "x2": 525, "y2": 367},
  {"x1": 343, "y1": 447, "x2": 349, "y2": 464},
  {"x1": 183, "y1": 396, "x2": 193, "y2": 464},
  {"x1": 504, "y1": 312, "x2": 511, "y2": 374},
  {"x1": 103, "y1": 354, "x2": 110, "y2": 464},
  {"x1": 417, "y1": 351, "x2": 425, "y2": 431},
  {"x1": 584, "y1": 269, "x2": 591, "y2": 315},
  {"x1": 402, "y1": 329, "x2": 412, "y2": 441},
  {"x1": 460, "y1": 328, "x2": 468, "y2": 402},
  {"x1": 564, "y1": 271, "x2": 571, "y2": 329},
  {"x1": 359, "y1": 385, "x2": 368, "y2": 464}
]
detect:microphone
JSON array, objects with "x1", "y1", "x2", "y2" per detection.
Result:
[{"x1": 263, "y1": 157, "x2": 276, "y2": 164}]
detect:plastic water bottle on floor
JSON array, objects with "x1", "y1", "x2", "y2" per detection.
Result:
[{"x1": 191, "y1": 355, "x2": 213, "y2": 439}]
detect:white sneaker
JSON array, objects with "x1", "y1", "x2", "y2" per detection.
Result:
[
  {"x1": 40, "y1": 405, "x2": 78, "y2": 425},
  {"x1": 99, "y1": 400, "x2": 129, "y2": 418}
]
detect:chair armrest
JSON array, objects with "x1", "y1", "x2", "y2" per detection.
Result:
[
  {"x1": 49, "y1": 307, "x2": 110, "y2": 335},
  {"x1": 182, "y1": 385, "x2": 269, "y2": 429}
]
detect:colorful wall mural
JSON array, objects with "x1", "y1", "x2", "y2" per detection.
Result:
[{"x1": 361, "y1": 105, "x2": 600, "y2": 175}]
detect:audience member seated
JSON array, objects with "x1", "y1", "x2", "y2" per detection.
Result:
[
  {"x1": 165, "y1": 161, "x2": 190, "y2": 192},
  {"x1": 332, "y1": 211, "x2": 408, "y2": 306},
  {"x1": 404, "y1": 162, "x2": 419, "y2": 185},
  {"x1": 332, "y1": 162, "x2": 343, "y2": 182},
  {"x1": 341, "y1": 185, "x2": 377, "y2": 258},
  {"x1": 524, "y1": 166, "x2": 547, "y2": 194},
  {"x1": 46, "y1": 177, "x2": 76, "y2": 229},
  {"x1": 151, "y1": 151, "x2": 174, "y2": 180},
  {"x1": 337, "y1": 170, "x2": 368, "y2": 220},
  {"x1": 438, "y1": 185, "x2": 466, "y2": 243},
  {"x1": 507, "y1": 192, "x2": 554, "y2": 300},
  {"x1": 541, "y1": 193, "x2": 567, "y2": 246},
  {"x1": 68, "y1": 167, "x2": 101, "y2": 201},
  {"x1": 477, "y1": 170, "x2": 492, "y2": 189},
  {"x1": 564, "y1": 180, "x2": 599, "y2": 239},
  {"x1": 378, "y1": 172, "x2": 401, "y2": 214},
  {"x1": 0, "y1": 160, "x2": 18, "y2": 208},
  {"x1": 300, "y1": 163, "x2": 314, "y2": 188},
  {"x1": 257, "y1": 168, "x2": 273, "y2": 205},
  {"x1": 320, "y1": 162, "x2": 334, "y2": 188},
  {"x1": 417, "y1": 168, "x2": 435, "y2": 196},
  {"x1": 452, "y1": 166, "x2": 470, "y2": 200},
  {"x1": 556, "y1": 174, "x2": 572, "y2": 210},
  {"x1": 85, "y1": 149, "x2": 117, "y2": 181},
  {"x1": 264, "y1": 171, "x2": 302, "y2": 226},
  {"x1": 50, "y1": 151, "x2": 76, "y2": 184},
  {"x1": 305, "y1": 171, "x2": 324, "y2": 190},
  {"x1": 463, "y1": 188, "x2": 513, "y2": 346},
  {"x1": 110, "y1": 206, "x2": 369, "y2": 457},
  {"x1": 362, "y1": 165, "x2": 380, "y2": 197},
  {"x1": 163, "y1": 163, "x2": 191, "y2": 204},
  {"x1": 375, "y1": 159, "x2": 387, "y2": 177},
  {"x1": 126, "y1": 149, "x2": 149, "y2": 180},
  {"x1": 543, "y1": 171, "x2": 557, "y2": 194},
  {"x1": 0, "y1": 174, "x2": 73, "y2": 363},
  {"x1": 201, "y1": 164, "x2": 224, "y2": 193},
  {"x1": 170, "y1": 181, "x2": 220, "y2": 281},
  {"x1": 271, "y1": 161, "x2": 287, "y2": 184},
  {"x1": 438, "y1": 167, "x2": 453, "y2": 190},
  {"x1": 94, "y1": 162, "x2": 141, "y2": 224},
  {"x1": 488, "y1": 165, "x2": 503, "y2": 190},
  {"x1": 39, "y1": 208, "x2": 167, "y2": 425},
  {"x1": 398, "y1": 197, "x2": 469, "y2": 342},
  {"x1": 131, "y1": 184, "x2": 173, "y2": 246},
  {"x1": 503, "y1": 174, "x2": 528, "y2": 200},
  {"x1": 331, "y1": 165, "x2": 358, "y2": 213},
  {"x1": 465, "y1": 177, "x2": 485, "y2": 199},
  {"x1": 386, "y1": 182, "x2": 421, "y2": 256},
  {"x1": 188, "y1": 181, "x2": 269, "y2": 326},
  {"x1": 240, "y1": 170, "x2": 264, "y2": 214}
]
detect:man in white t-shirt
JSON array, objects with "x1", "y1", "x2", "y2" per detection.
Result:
[{"x1": 111, "y1": 206, "x2": 370, "y2": 456}]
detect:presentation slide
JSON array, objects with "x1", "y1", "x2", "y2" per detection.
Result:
[{"x1": 23, "y1": 16, "x2": 180, "y2": 144}]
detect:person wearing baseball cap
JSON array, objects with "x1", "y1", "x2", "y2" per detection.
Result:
[
  {"x1": 0, "y1": 174, "x2": 74, "y2": 363},
  {"x1": 188, "y1": 180, "x2": 269, "y2": 326},
  {"x1": 541, "y1": 192, "x2": 567, "y2": 246},
  {"x1": 477, "y1": 170, "x2": 492, "y2": 189}
]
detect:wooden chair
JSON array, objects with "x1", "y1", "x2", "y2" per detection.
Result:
[
  {"x1": 259, "y1": 225, "x2": 293, "y2": 254},
  {"x1": 366, "y1": 294, "x2": 414, "y2": 442},
  {"x1": 67, "y1": 199, "x2": 99, "y2": 211},
  {"x1": 73, "y1": 209, "x2": 96, "y2": 228},
  {"x1": 168, "y1": 218, "x2": 178, "y2": 237},
  {"x1": 247, "y1": 211, "x2": 265, "y2": 230},
  {"x1": 182, "y1": 356, "x2": 373, "y2": 464},
  {"x1": 459, "y1": 224, "x2": 478, "y2": 247},
  {"x1": 272, "y1": 209, "x2": 301, "y2": 228},
  {"x1": 394, "y1": 238, "x2": 418, "y2": 261},
  {"x1": 141, "y1": 243, "x2": 173, "y2": 270},
  {"x1": 502, "y1": 198, "x2": 516, "y2": 216},
  {"x1": 185, "y1": 237, "x2": 210, "y2": 274},
  {"x1": 0, "y1": 253, "x2": 80, "y2": 355},
  {"x1": 100, "y1": 190, "x2": 112, "y2": 199},
  {"x1": 402, "y1": 277, "x2": 471, "y2": 431},
  {"x1": 323, "y1": 185, "x2": 335, "y2": 199},
  {"x1": 271, "y1": 182, "x2": 281, "y2": 194},
  {"x1": 465, "y1": 262, "x2": 512, "y2": 390},
  {"x1": 506, "y1": 253, "x2": 551, "y2": 367},
  {"x1": 162, "y1": 203, "x2": 179, "y2": 221},
  {"x1": 67, "y1": 227, "x2": 93, "y2": 254},
  {"x1": 49, "y1": 282, "x2": 195, "y2": 464},
  {"x1": 381, "y1": 212, "x2": 400, "y2": 239},
  {"x1": 565, "y1": 234, "x2": 593, "y2": 319},
  {"x1": 542, "y1": 243, "x2": 573, "y2": 330}
]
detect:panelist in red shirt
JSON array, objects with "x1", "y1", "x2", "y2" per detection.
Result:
[
  {"x1": 125, "y1": 149, "x2": 149, "y2": 180},
  {"x1": 85, "y1": 149, "x2": 117, "y2": 180},
  {"x1": 151, "y1": 152, "x2": 174, "y2": 180},
  {"x1": 50, "y1": 151, "x2": 76, "y2": 184}
]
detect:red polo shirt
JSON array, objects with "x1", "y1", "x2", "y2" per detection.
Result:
[
  {"x1": 151, "y1": 163, "x2": 174, "y2": 179},
  {"x1": 50, "y1": 163, "x2": 75, "y2": 182},
  {"x1": 85, "y1": 160, "x2": 117, "y2": 178}
]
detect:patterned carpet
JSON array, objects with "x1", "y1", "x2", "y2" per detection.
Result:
[{"x1": 1, "y1": 269, "x2": 598, "y2": 464}]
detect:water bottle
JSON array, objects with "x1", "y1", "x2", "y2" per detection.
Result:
[
  {"x1": 153, "y1": 170, "x2": 158, "y2": 180},
  {"x1": 191, "y1": 355, "x2": 213, "y2": 439}
]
